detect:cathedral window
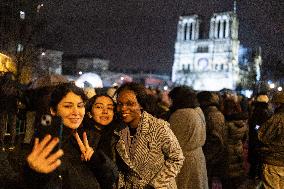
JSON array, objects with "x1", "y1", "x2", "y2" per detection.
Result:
[
  {"x1": 197, "y1": 46, "x2": 208, "y2": 53},
  {"x1": 184, "y1": 23, "x2": 188, "y2": 41},
  {"x1": 223, "y1": 21, "x2": 226, "y2": 38},
  {"x1": 189, "y1": 23, "x2": 193, "y2": 40},
  {"x1": 217, "y1": 21, "x2": 221, "y2": 38}
]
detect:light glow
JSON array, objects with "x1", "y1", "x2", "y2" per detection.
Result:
[
  {"x1": 269, "y1": 83, "x2": 275, "y2": 89},
  {"x1": 75, "y1": 72, "x2": 103, "y2": 88}
]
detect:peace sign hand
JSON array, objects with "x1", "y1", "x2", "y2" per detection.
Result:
[
  {"x1": 26, "y1": 135, "x2": 64, "y2": 174},
  {"x1": 74, "y1": 132, "x2": 94, "y2": 161}
]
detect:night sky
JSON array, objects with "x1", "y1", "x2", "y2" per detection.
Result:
[{"x1": 41, "y1": 0, "x2": 284, "y2": 74}]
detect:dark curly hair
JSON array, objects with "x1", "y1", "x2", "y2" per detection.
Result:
[
  {"x1": 197, "y1": 91, "x2": 220, "y2": 108},
  {"x1": 115, "y1": 82, "x2": 148, "y2": 110}
]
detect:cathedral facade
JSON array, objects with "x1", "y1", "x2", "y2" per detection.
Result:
[{"x1": 172, "y1": 11, "x2": 240, "y2": 91}]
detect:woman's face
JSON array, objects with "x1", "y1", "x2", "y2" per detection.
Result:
[
  {"x1": 117, "y1": 90, "x2": 142, "y2": 128},
  {"x1": 51, "y1": 92, "x2": 85, "y2": 129},
  {"x1": 91, "y1": 96, "x2": 114, "y2": 126}
]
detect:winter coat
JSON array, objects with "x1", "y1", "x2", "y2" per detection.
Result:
[
  {"x1": 248, "y1": 102, "x2": 272, "y2": 153},
  {"x1": 225, "y1": 113, "x2": 248, "y2": 178},
  {"x1": 202, "y1": 105, "x2": 227, "y2": 178},
  {"x1": 258, "y1": 106, "x2": 284, "y2": 167},
  {"x1": 169, "y1": 107, "x2": 208, "y2": 189},
  {"x1": 115, "y1": 111, "x2": 184, "y2": 189},
  {"x1": 84, "y1": 123, "x2": 119, "y2": 189},
  {"x1": 248, "y1": 102, "x2": 271, "y2": 176},
  {"x1": 23, "y1": 127, "x2": 101, "y2": 189}
]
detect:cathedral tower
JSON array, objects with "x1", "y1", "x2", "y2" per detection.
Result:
[{"x1": 172, "y1": 11, "x2": 240, "y2": 91}]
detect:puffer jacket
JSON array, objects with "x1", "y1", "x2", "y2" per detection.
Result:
[{"x1": 225, "y1": 113, "x2": 248, "y2": 178}]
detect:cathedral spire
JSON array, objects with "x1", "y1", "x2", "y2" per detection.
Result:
[{"x1": 233, "y1": 0, "x2": 237, "y2": 14}]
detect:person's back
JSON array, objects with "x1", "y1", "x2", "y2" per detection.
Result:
[
  {"x1": 258, "y1": 92, "x2": 284, "y2": 188},
  {"x1": 248, "y1": 96, "x2": 272, "y2": 179},
  {"x1": 202, "y1": 106, "x2": 227, "y2": 186},
  {"x1": 258, "y1": 107, "x2": 284, "y2": 166},
  {"x1": 169, "y1": 86, "x2": 208, "y2": 189},
  {"x1": 222, "y1": 97, "x2": 248, "y2": 189}
]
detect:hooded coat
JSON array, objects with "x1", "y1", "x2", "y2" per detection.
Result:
[{"x1": 169, "y1": 107, "x2": 208, "y2": 189}]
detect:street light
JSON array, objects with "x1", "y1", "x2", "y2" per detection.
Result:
[
  {"x1": 269, "y1": 83, "x2": 275, "y2": 89},
  {"x1": 278, "y1": 86, "x2": 283, "y2": 91}
]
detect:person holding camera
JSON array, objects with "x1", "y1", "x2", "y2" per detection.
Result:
[{"x1": 23, "y1": 83, "x2": 100, "y2": 189}]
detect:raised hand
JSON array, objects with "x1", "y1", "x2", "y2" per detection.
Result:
[
  {"x1": 74, "y1": 132, "x2": 94, "y2": 161},
  {"x1": 26, "y1": 135, "x2": 64, "y2": 174}
]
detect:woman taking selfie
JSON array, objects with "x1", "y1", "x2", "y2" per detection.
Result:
[
  {"x1": 23, "y1": 83, "x2": 100, "y2": 189},
  {"x1": 114, "y1": 82, "x2": 184, "y2": 189},
  {"x1": 82, "y1": 94, "x2": 119, "y2": 189}
]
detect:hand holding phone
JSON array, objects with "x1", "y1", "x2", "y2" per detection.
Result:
[
  {"x1": 27, "y1": 115, "x2": 64, "y2": 174},
  {"x1": 27, "y1": 135, "x2": 64, "y2": 173},
  {"x1": 37, "y1": 114, "x2": 63, "y2": 149}
]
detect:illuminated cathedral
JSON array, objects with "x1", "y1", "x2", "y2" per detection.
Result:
[{"x1": 172, "y1": 9, "x2": 240, "y2": 91}]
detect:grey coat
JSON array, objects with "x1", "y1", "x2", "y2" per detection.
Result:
[{"x1": 169, "y1": 107, "x2": 208, "y2": 189}]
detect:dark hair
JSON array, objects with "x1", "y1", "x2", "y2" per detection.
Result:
[
  {"x1": 49, "y1": 83, "x2": 87, "y2": 112},
  {"x1": 83, "y1": 94, "x2": 116, "y2": 128},
  {"x1": 86, "y1": 94, "x2": 115, "y2": 113},
  {"x1": 115, "y1": 82, "x2": 148, "y2": 110},
  {"x1": 222, "y1": 98, "x2": 242, "y2": 116},
  {"x1": 197, "y1": 91, "x2": 219, "y2": 108},
  {"x1": 169, "y1": 86, "x2": 199, "y2": 112}
]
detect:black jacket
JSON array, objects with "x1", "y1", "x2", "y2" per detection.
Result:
[
  {"x1": 83, "y1": 122, "x2": 119, "y2": 189},
  {"x1": 23, "y1": 127, "x2": 101, "y2": 189}
]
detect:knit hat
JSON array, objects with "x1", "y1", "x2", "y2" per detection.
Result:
[{"x1": 256, "y1": 95, "x2": 269, "y2": 103}]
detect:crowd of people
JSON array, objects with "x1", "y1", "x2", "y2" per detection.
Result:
[{"x1": 0, "y1": 79, "x2": 284, "y2": 189}]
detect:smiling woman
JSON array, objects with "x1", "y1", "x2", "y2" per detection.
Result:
[
  {"x1": 114, "y1": 82, "x2": 184, "y2": 189},
  {"x1": 82, "y1": 94, "x2": 118, "y2": 189},
  {"x1": 23, "y1": 83, "x2": 101, "y2": 189}
]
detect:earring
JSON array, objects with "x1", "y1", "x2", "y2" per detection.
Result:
[{"x1": 88, "y1": 112, "x2": 92, "y2": 118}]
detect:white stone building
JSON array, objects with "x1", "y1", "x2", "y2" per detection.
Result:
[
  {"x1": 39, "y1": 49, "x2": 64, "y2": 75},
  {"x1": 172, "y1": 11, "x2": 240, "y2": 91}
]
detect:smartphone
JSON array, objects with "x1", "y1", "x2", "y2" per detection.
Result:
[{"x1": 37, "y1": 114, "x2": 63, "y2": 149}]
